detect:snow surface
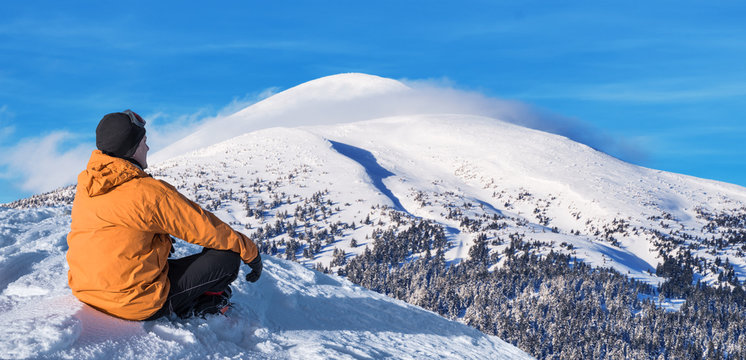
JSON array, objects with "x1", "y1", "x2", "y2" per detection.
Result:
[
  {"x1": 151, "y1": 108, "x2": 746, "y2": 288},
  {"x1": 4, "y1": 72, "x2": 746, "y2": 358},
  {"x1": 0, "y1": 206, "x2": 530, "y2": 359},
  {"x1": 317, "y1": 114, "x2": 746, "y2": 284}
]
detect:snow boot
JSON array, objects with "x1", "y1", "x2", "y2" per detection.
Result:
[{"x1": 184, "y1": 286, "x2": 233, "y2": 318}]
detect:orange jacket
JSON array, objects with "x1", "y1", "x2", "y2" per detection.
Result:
[{"x1": 67, "y1": 150, "x2": 258, "y2": 320}]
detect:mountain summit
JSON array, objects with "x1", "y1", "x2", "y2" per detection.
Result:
[
  {"x1": 152, "y1": 73, "x2": 411, "y2": 163},
  {"x1": 3, "y1": 73, "x2": 746, "y2": 358}
]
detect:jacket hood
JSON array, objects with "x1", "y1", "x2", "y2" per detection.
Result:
[{"x1": 80, "y1": 150, "x2": 147, "y2": 197}]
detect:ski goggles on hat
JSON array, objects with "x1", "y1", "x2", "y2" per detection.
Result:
[{"x1": 123, "y1": 109, "x2": 146, "y2": 128}]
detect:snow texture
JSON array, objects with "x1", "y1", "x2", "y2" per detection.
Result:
[
  {"x1": 154, "y1": 110, "x2": 746, "y2": 288},
  {"x1": 3, "y1": 72, "x2": 746, "y2": 359},
  {"x1": 0, "y1": 207, "x2": 529, "y2": 359}
]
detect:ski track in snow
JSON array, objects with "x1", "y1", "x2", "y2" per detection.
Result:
[{"x1": 0, "y1": 206, "x2": 530, "y2": 360}]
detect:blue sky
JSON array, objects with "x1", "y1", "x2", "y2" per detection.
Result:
[{"x1": 1, "y1": 1, "x2": 745, "y2": 203}]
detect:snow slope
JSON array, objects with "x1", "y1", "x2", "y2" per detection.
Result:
[
  {"x1": 303, "y1": 114, "x2": 746, "y2": 284},
  {"x1": 0, "y1": 206, "x2": 530, "y2": 359},
  {"x1": 9, "y1": 73, "x2": 745, "y2": 301},
  {"x1": 149, "y1": 110, "x2": 746, "y2": 289},
  {"x1": 3, "y1": 72, "x2": 746, "y2": 358}
]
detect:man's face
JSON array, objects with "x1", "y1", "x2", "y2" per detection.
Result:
[{"x1": 132, "y1": 135, "x2": 149, "y2": 169}]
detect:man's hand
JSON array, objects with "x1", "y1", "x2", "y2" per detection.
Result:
[{"x1": 246, "y1": 254, "x2": 263, "y2": 282}]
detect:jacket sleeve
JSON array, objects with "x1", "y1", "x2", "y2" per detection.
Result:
[{"x1": 148, "y1": 180, "x2": 259, "y2": 263}]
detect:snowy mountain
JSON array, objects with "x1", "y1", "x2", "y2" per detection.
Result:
[
  {"x1": 3, "y1": 73, "x2": 746, "y2": 358},
  {"x1": 151, "y1": 74, "x2": 411, "y2": 164},
  {"x1": 145, "y1": 73, "x2": 746, "y2": 288}
]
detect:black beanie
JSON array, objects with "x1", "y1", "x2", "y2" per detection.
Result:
[{"x1": 96, "y1": 112, "x2": 146, "y2": 158}]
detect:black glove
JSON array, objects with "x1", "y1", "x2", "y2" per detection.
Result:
[{"x1": 246, "y1": 254, "x2": 263, "y2": 283}]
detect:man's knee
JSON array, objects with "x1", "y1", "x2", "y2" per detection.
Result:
[{"x1": 203, "y1": 248, "x2": 241, "y2": 274}]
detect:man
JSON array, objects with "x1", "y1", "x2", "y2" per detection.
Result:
[{"x1": 67, "y1": 110, "x2": 262, "y2": 320}]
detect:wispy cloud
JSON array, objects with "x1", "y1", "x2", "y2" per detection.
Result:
[
  {"x1": 0, "y1": 85, "x2": 279, "y2": 195},
  {"x1": 0, "y1": 105, "x2": 16, "y2": 141},
  {"x1": 167, "y1": 40, "x2": 365, "y2": 56},
  {"x1": 0, "y1": 16, "x2": 141, "y2": 50},
  {"x1": 145, "y1": 88, "x2": 279, "y2": 154},
  {"x1": 400, "y1": 79, "x2": 648, "y2": 163},
  {"x1": 0, "y1": 126, "x2": 13, "y2": 141},
  {"x1": 631, "y1": 125, "x2": 745, "y2": 159},
  {"x1": 517, "y1": 80, "x2": 746, "y2": 103},
  {"x1": 0, "y1": 131, "x2": 91, "y2": 193}
]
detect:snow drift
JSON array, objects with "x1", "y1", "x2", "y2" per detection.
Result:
[{"x1": 0, "y1": 207, "x2": 530, "y2": 359}]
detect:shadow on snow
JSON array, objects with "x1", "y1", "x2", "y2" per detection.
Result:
[{"x1": 328, "y1": 140, "x2": 407, "y2": 214}]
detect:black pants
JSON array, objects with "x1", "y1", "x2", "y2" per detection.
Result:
[{"x1": 147, "y1": 248, "x2": 241, "y2": 320}]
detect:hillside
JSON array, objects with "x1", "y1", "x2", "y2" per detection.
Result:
[
  {"x1": 0, "y1": 207, "x2": 529, "y2": 359},
  {"x1": 3, "y1": 73, "x2": 746, "y2": 358},
  {"x1": 146, "y1": 112, "x2": 746, "y2": 288}
]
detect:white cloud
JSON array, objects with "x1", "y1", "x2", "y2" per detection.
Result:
[
  {"x1": 0, "y1": 87, "x2": 280, "y2": 196},
  {"x1": 518, "y1": 80, "x2": 746, "y2": 103},
  {"x1": 0, "y1": 105, "x2": 17, "y2": 144},
  {"x1": 0, "y1": 126, "x2": 13, "y2": 140},
  {"x1": 217, "y1": 88, "x2": 280, "y2": 116},
  {"x1": 400, "y1": 80, "x2": 647, "y2": 163},
  {"x1": 144, "y1": 87, "x2": 280, "y2": 155},
  {"x1": 0, "y1": 105, "x2": 15, "y2": 136},
  {"x1": 144, "y1": 110, "x2": 211, "y2": 155},
  {"x1": 0, "y1": 132, "x2": 92, "y2": 193}
]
